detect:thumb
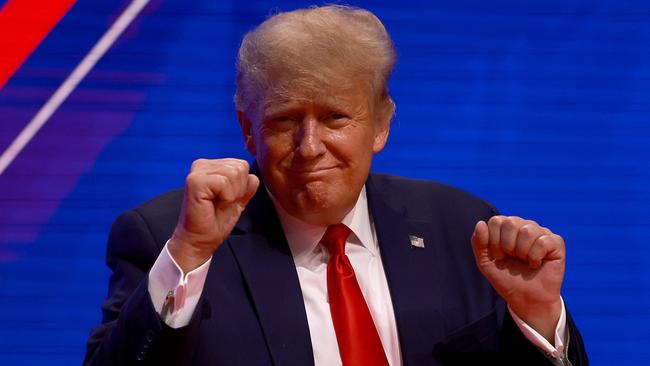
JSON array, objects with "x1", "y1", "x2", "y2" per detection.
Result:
[
  {"x1": 240, "y1": 174, "x2": 260, "y2": 205},
  {"x1": 471, "y1": 220, "x2": 489, "y2": 261}
]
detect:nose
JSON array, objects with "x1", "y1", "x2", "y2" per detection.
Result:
[{"x1": 295, "y1": 116, "x2": 326, "y2": 160}]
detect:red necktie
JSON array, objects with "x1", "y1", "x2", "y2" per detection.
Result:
[{"x1": 321, "y1": 223, "x2": 390, "y2": 366}]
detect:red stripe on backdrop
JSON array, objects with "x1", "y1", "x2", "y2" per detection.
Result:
[{"x1": 0, "y1": 0, "x2": 76, "y2": 89}]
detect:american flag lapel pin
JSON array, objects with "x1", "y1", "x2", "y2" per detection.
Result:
[{"x1": 409, "y1": 235, "x2": 425, "y2": 249}]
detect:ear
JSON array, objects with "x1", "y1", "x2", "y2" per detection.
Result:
[
  {"x1": 237, "y1": 110, "x2": 257, "y2": 156},
  {"x1": 372, "y1": 98, "x2": 394, "y2": 154}
]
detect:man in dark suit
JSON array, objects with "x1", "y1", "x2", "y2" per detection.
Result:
[{"x1": 85, "y1": 5, "x2": 587, "y2": 366}]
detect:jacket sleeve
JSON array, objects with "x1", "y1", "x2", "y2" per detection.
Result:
[
  {"x1": 83, "y1": 210, "x2": 202, "y2": 366},
  {"x1": 499, "y1": 302, "x2": 589, "y2": 365}
]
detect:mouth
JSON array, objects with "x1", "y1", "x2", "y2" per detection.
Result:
[
  {"x1": 290, "y1": 166, "x2": 335, "y2": 173},
  {"x1": 286, "y1": 166, "x2": 337, "y2": 178}
]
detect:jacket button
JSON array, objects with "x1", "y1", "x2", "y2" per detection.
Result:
[{"x1": 145, "y1": 330, "x2": 155, "y2": 342}]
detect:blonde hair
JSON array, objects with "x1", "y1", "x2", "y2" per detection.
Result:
[{"x1": 235, "y1": 5, "x2": 396, "y2": 118}]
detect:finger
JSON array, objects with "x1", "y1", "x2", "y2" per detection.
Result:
[
  {"x1": 190, "y1": 158, "x2": 211, "y2": 172},
  {"x1": 528, "y1": 234, "x2": 562, "y2": 268},
  {"x1": 208, "y1": 175, "x2": 238, "y2": 203},
  {"x1": 239, "y1": 174, "x2": 260, "y2": 205},
  {"x1": 529, "y1": 233, "x2": 565, "y2": 267},
  {"x1": 200, "y1": 160, "x2": 250, "y2": 200},
  {"x1": 191, "y1": 158, "x2": 242, "y2": 173},
  {"x1": 499, "y1": 216, "x2": 523, "y2": 257},
  {"x1": 185, "y1": 172, "x2": 232, "y2": 203},
  {"x1": 527, "y1": 234, "x2": 552, "y2": 269},
  {"x1": 192, "y1": 158, "x2": 249, "y2": 178},
  {"x1": 191, "y1": 157, "x2": 247, "y2": 169},
  {"x1": 514, "y1": 221, "x2": 543, "y2": 261},
  {"x1": 221, "y1": 160, "x2": 251, "y2": 199},
  {"x1": 487, "y1": 216, "x2": 505, "y2": 260}
]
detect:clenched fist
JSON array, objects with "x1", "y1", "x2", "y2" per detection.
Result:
[
  {"x1": 471, "y1": 215, "x2": 565, "y2": 343},
  {"x1": 168, "y1": 158, "x2": 259, "y2": 273}
]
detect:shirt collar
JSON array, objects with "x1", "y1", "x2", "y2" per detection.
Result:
[{"x1": 268, "y1": 186, "x2": 377, "y2": 267}]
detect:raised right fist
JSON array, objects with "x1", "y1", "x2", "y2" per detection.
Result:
[{"x1": 168, "y1": 158, "x2": 259, "y2": 273}]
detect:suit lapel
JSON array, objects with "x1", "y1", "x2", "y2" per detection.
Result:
[
  {"x1": 227, "y1": 168, "x2": 446, "y2": 365},
  {"x1": 366, "y1": 174, "x2": 446, "y2": 365},
  {"x1": 228, "y1": 168, "x2": 314, "y2": 366}
]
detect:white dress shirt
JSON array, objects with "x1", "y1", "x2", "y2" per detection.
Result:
[{"x1": 148, "y1": 185, "x2": 567, "y2": 365}]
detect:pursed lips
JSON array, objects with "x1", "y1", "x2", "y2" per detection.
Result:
[{"x1": 285, "y1": 166, "x2": 338, "y2": 177}]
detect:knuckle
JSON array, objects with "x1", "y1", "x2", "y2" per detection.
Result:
[
  {"x1": 235, "y1": 162, "x2": 248, "y2": 176},
  {"x1": 238, "y1": 159, "x2": 250, "y2": 172},
  {"x1": 185, "y1": 172, "x2": 200, "y2": 189},
  {"x1": 488, "y1": 215, "x2": 504, "y2": 227},
  {"x1": 537, "y1": 234, "x2": 553, "y2": 248},
  {"x1": 217, "y1": 178, "x2": 233, "y2": 199},
  {"x1": 191, "y1": 158, "x2": 207, "y2": 171},
  {"x1": 502, "y1": 217, "x2": 517, "y2": 230},
  {"x1": 222, "y1": 164, "x2": 238, "y2": 178},
  {"x1": 524, "y1": 219, "x2": 538, "y2": 228},
  {"x1": 520, "y1": 223, "x2": 536, "y2": 237},
  {"x1": 218, "y1": 174, "x2": 231, "y2": 188}
]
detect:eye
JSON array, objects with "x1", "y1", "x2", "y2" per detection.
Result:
[
  {"x1": 263, "y1": 114, "x2": 297, "y2": 132},
  {"x1": 330, "y1": 113, "x2": 347, "y2": 120},
  {"x1": 324, "y1": 110, "x2": 350, "y2": 123},
  {"x1": 321, "y1": 111, "x2": 350, "y2": 128},
  {"x1": 272, "y1": 115, "x2": 292, "y2": 123}
]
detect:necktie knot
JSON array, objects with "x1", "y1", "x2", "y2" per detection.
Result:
[{"x1": 321, "y1": 223, "x2": 351, "y2": 256}]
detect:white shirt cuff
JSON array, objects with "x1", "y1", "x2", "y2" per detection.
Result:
[
  {"x1": 147, "y1": 241, "x2": 211, "y2": 328},
  {"x1": 508, "y1": 297, "x2": 567, "y2": 360}
]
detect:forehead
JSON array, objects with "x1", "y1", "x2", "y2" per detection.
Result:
[{"x1": 260, "y1": 76, "x2": 373, "y2": 115}]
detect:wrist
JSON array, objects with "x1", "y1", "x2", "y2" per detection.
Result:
[
  {"x1": 168, "y1": 235, "x2": 213, "y2": 274},
  {"x1": 509, "y1": 297, "x2": 562, "y2": 344}
]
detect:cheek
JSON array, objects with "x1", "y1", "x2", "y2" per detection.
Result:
[
  {"x1": 331, "y1": 128, "x2": 375, "y2": 163},
  {"x1": 255, "y1": 132, "x2": 293, "y2": 163}
]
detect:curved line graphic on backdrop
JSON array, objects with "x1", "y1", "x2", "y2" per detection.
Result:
[{"x1": 0, "y1": 0, "x2": 151, "y2": 176}]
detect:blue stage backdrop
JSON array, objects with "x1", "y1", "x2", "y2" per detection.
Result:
[{"x1": 1, "y1": 1, "x2": 649, "y2": 365}]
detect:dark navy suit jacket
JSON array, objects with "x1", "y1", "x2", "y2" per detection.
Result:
[{"x1": 84, "y1": 172, "x2": 588, "y2": 365}]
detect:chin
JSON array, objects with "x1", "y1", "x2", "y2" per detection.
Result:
[
  {"x1": 286, "y1": 184, "x2": 353, "y2": 224},
  {"x1": 294, "y1": 182, "x2": 334, "y2": 209}
]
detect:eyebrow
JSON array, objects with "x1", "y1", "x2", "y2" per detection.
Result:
[{"x1": 263, "y1": 95, "x2": 355, "y2": 116}]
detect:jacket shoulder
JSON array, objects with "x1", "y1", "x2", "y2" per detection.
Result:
[
  {"x1": 368, "y1": 173, "x2": 497, "y2": 219},
  {"x1": 122, "y1": 189, "x2": 184, "y2": 248}
]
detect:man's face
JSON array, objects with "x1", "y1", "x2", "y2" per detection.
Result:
[{"x1": 239, "y1": 79, "x2": 391, "y2": 226}]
